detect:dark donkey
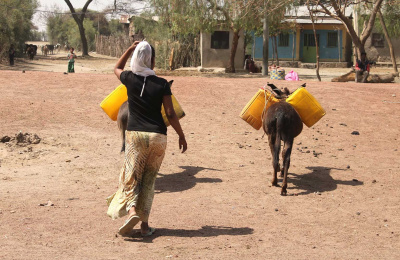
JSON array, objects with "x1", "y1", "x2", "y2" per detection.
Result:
[
  {"x1": 117, "y1": 80, "x2": 174, "y2": 152},
  {"x1": 262, "y1": 84, "x2": 303, "y2": 195}
]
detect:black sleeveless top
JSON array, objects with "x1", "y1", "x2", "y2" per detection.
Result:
[{"x1": 120, "y1": 71, "x2": 172, "y2": 135}]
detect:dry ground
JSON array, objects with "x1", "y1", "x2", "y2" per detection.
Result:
[
  {"x1": 1, "y1": 50, "x2": 397, "y2": 81},
  {"x1": 0, "y1": 55, "x2": 400, "y2": 259}
]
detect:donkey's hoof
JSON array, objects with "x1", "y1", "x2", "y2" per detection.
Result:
[
  {"x1": 271, "y1": 180, "x2": 279, "y2": 187},
  {"x1": 281, "y1": 189, "x2": 287, "y2": 196}
]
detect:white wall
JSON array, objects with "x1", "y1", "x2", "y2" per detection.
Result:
[{"x1": 200, "y1": 30, "x2": 245, "y2": 69}]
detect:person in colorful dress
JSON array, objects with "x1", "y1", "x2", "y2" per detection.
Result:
[{"x1": 107, "y1": 41, "x2": 187, "y2": 237}]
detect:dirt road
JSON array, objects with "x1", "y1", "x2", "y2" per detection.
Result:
[
  {"x1": 2, "y1": 51, "x2": 397, "y2": 81},
  {"x1": 0, "y1": 58, "x2": 399, "y2": 259}
]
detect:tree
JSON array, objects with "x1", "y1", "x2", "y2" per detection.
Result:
[
  {"x1": 307, "y1": 1, "x2": 321, "y2": 81},
  {"x1": 309, "y1": 0, "x2": 385, "y2": 59},
  {"x1": 361, "y1": 2, "x2": 400, "y2": 73},
  {"x1": 86, "y1": 11, "x2": 113, "y2": 35},
  {"x1": 65, "y1": 18, "x2": 97, "y2": 51},
  {"x1": 151, "y1": 0, "x2": 293, "y2": 73},
  {"x1": 47, "y1": 11, "x2": 70, "y2": 45},
  {"x1": 110, "y1": 0, "x2": 143, "y2": 14},
  {"x1": 108, "y1": 19, "x2": 125, "y2": 36},
  {"x1": 0, "y1": 0, "x2": 38, "y2": 59},
  {"x1": 29, "y1": 30, "x2": 45, "y2": 41},
  {"x1": 262, "y1": 12, "x2": 269, "y2": 76},
  {"x1": 255, "y1": 1, "x2": 295, "y2": 75},
  {"x1": 64, "y1": 0, "x2": 93, "y2": 56},
  {"x1": 377, "y1": 10, "x2": 398, "y2": 73}
]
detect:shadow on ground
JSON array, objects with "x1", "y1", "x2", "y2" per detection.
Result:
[
  {"x1": 124, "y1": 225, "x2": 254, "y2": 243},
  {"x1": 156, "y1": 166, "x2": 222, "y2": 193},
  {"x1": 287, "y1": 166, "x2": 363, "y2": 195},
  {"x1": 0, "y1": 59, "x2": 54, "y2": 71}
]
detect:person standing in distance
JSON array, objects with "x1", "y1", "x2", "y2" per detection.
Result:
[{"x1": 67, "y1": 48, "x2": 77, "y2": 73}]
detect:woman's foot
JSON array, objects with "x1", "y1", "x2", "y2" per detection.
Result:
[
  {"x1": 118, "y1": 207, "x2": 140, "y2": 236},
  {"x1": 140, "y1": 222, "x2": 156, "y2": 236},
  {"x1": 118, "y1": 215, "x2": 140, "y2": 236},
  {"x1": 127, "y1": 207, "x2": 137, "y2": 219}
]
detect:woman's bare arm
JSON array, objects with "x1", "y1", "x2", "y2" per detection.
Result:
[
  {"x1": 114, "y1": 41, "x2": 140, "y2": 80},
  {"x1": 162, "y1": 95, "x2": 187, "y2": 153}
]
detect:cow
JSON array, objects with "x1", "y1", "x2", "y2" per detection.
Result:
[
  {"x1": 55, "y1": 43, "x2": 61, "y2": 54},
  {"x1": 26, "y1": 44, "x2": 37, "y2": 60},
  {"x1": 46, "y1": 45, "x2": 54, "y2": 55},
  {"x1": 42, "y1": 45, "x2": 48, "y2": 56}
]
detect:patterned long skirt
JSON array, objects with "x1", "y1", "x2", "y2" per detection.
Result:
[{"x1": 107, "y1": 131, "x2": 167, "y2": 222}]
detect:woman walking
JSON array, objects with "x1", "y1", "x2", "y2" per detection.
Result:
[{"x1": 107, "y1": 41, "x2": 187, "y2": 237}]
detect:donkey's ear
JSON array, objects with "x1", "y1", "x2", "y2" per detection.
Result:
[
  {"x1": 283, "y1": 87, "x2": 291, "y2": 96},
  {"x1": 168, "y1": 80, "x2": 174, "y2": 86}
]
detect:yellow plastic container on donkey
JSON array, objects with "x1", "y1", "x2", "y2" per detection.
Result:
[
  {"x1": 239, "y1": 89, "x2": 280, "y2": 130},
  {"x1": 100, "y1": 84, "x2": 185, "y2": 125},
  {"x1": 286, "y1": 87, "x2": 325, "y2": 128}
]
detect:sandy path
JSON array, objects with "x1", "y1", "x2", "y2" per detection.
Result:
[
  {"x1": 1, "y1": 51, "x2": 396, "y2": 82},
  {"x1": 0, "y1": 65, "x2": 399, "y2": 259}
]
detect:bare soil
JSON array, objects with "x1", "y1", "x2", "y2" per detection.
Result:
[{"x1": 0, "y1": 55, "x2": 399, "y2": 259}]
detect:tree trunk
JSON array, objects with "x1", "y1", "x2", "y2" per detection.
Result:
[
  {"x1": 64, "y1": 0, "x2": 93, "y2": 56},
  {"x1": 292, "y1": 31, "x2": 295, "y2": 64},
  {"x1": 308, "y1": 3, "x2": 321, "y2": 81},
  {"x1": 271, "y1": 36, "x2": 275, "y2": 62},
  {"x1": 274, "y1": 36, "x2": 279, "y2": 66},
  {"x1": 78, "y1": 23, "x2": 89, "y2": 56},
  {"x1": 319, "y1": 0, "x2": 384, "y2": 63},
  {"x1": 227, "y1": 29, "x2": 239, "y2": 73},
  {"x1": 378, "y1": 10, "x2": 398, "y2": 74},
  {"x1": 262, "y1": 13, "x2": 269, "y2": 76}
]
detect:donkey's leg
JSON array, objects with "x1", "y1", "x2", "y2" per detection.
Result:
[
  {"x1": 269, "y1": 133, "x2": 281, "y2": 187},
  {"x1": 281, "y1": 138, "x2": 294, "y2": 196},
  {"x1": 117, "y1": 102, "x2": 129, "y2": 153},
  {"x1": 280, "y1": 145, "x2": 286, "y2": 177}
]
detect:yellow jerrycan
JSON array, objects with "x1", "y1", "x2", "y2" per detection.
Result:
[
  {"x1": 286, "y1": 87, "x2": 325, "y2": 127},
  {"x1": 100, "y1": 84, "x2": 128, "y2": 121},
  {"x1": 100, "y1": 84, "x2": 185, "y2": 125},
  {"x1": 161, "y1": 95, "x2": 185, "y2": 126},
  {"x1": 239, "y1": 89, "x2": 279, "y2": 130}
]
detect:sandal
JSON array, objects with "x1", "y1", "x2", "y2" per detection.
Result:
[
  {"x1": 118, "y1": 215, "x2": 140, "y2": 236},
  {"x1": 141, "y1": 227, "x2": 156, "y2": 237}
]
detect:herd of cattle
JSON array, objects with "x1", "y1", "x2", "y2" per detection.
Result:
[{"x1": 24, "y1": 43, "x2": 62, "y2": 60}]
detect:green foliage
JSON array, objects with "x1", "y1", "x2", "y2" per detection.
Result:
[
  {"x1": 108, "y1": 19, "x2": 125, "y2": 36},
  {"x1": 0, "y1": 0, "x2": 38, "y2": 58},
  {"x1": 369, "y1": 3, "x2": 400, "y2": 38},
  {"x1": 152, "y1": 0, "x2": 295, "y2": 34},
  {"x1": 149, "y1": 0, "x2": 295, "y2": 69},
  {"x1": 46, "y1": 10, "x2": 124, "y2": 51},
  {"x1": 131, "y1": 15, "x2": 173, "y2": 69},
  {"x1": 47, "y1": 12, "x2": 70, "y2": 45},
  {"x1": 130, "y1": 14, "x2": 200, "y2": 69},
  {"x1": 85, "y1": 11, "x2": 113, "y2": 35},
  {"x1": 61, "y1": 18, "x2": 96, "y2": 51},
  {"x1": 29, "y1": 30, "x2": 45, "y2": 41},
  {"x1": 150, "y1": 0, "x2": 271, "y2": 34}
]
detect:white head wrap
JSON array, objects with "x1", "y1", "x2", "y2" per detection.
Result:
[{"x1": 130, "y1": 41, "x2": 156, "y2": 97}]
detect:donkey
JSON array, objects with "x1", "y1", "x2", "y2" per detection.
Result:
[
  {"x1": 117, "y1": 80, "x2": 174, "y2": 152},
  {"x1": 262, "y1": 84, "x2": 303, "y2": 195}
]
